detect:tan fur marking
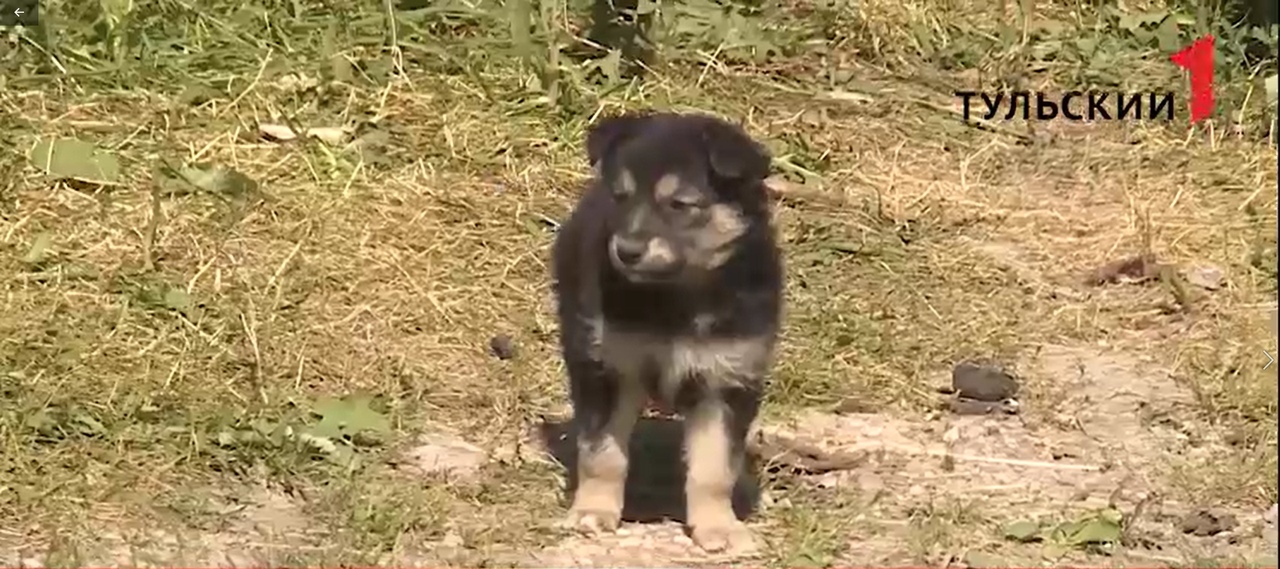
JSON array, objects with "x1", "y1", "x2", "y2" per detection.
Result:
[
  {"x1": 696, "y1": 203, "x2": 749, "y2": 269},
  {"x1": 646, "y1": 238, "x2": 678, "y2": 266},
  {"x1": 683, "y1": 400, "x2": 740, "y2": 540},
  {"x1": 706, "y1": 204, "x2": 747, "y2": 242},
  {"x1": 594, "y1": 321, "x2": 766, "y2": 552},
  {"x1": 617, "y1": 169, "x2": 637, "y2": 196},
  {"x1": 653, "y1": 173, "x2": 682, "y2": 201},
  {"x1": 600, "y1": 329, "x2": 770, "y2": 404},
  {"x1": 566, "y1": 377, "x2": 645, "y2": 532}
]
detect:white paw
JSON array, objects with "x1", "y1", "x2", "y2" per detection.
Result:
[
  {"x1": 690, "y1": 520, "x2": 759, "y2": 554},
  {"x1": 559, "y1": 507, "x2": 622, "y2": 535}
]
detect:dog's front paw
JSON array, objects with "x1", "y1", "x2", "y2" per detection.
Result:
[
  {"x1": 689, "y1": 519, "x2": 758, "y2": 554},
  {"x1": 559, "y1": 506, "x2": 622, "y2": 535}
]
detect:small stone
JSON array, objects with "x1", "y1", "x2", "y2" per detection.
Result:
[
  {"x1": 1050, "y1": 447, "x2": 1079, "y2": 460},
  {"x1": 1086, "y1": 253, "x2": 1162, "y2": 286},
  {"x1": 1184, "y1": 265, "x2": 1225, "y2": 291},
  {"x1": 489, "y1": 334, "x2": 517, "y2": 360},
  {"x1": 1179, "y1": 508, "x2": 1239, "y2": 536},
  {"x1": 816, "y1": 472, "x2": 842, "y2": 488},
  {"x1": 952, "y1": 361, "x2": 1019, "y2": 402},
  {"x1": 1265, "y1": 503, "x2": 1278, "y2": 525},
  {"x1": 441, "y1": 530, "x2": 465, "y2": 547}
]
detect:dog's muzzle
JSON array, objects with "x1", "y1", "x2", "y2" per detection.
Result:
[{"x1": 609, "y1": 235, "x2": 681, "y2": 280}]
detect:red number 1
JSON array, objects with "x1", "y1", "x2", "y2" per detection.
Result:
[{"x1": 1169, "y1": 35, "x2": 1216, "y2": 124}]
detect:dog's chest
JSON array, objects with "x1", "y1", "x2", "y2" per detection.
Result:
[{"x1": 594, "y1": 315, "x2": 757, "y2": 405}]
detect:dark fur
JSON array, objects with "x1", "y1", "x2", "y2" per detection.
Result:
[{"x1": 550, "y1": 111, "x2": 784, "y2": 550}]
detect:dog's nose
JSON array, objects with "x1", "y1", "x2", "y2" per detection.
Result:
[{"x1": 613, "y1": 238, "x2": 647, "y2": 266}]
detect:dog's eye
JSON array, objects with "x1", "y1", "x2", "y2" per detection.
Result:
[{"x1": 669, "y1": 198, "x2": 702, "y2": 212}]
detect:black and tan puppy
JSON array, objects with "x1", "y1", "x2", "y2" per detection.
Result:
[{"x1": 551, "y1": 111, "x2": 783, "y2": 553}]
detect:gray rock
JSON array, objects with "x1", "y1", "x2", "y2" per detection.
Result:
[
  {"x1": 952, "y1": 361, "x2": 1019, "y2": 402},
  {"x1": 489, "y1": 334, "x2": 517, "y2": 360},
  {"x1": 1179, "y1": 509, "x2": 1238, "y2": 536}
]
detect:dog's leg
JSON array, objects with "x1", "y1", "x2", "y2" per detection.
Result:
[
  {"x1": 562, "y1": 358, "x2": 645, "y2": 534},
  {"x1": 683, "y1": 384, "x2": 760, "y2": 554}
]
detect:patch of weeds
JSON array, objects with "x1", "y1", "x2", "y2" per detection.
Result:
[
  {"x1": 155, "y1": 160, "x2": 264, "y2": 228},
  {"x1": 760, "y1": 481, "x2": 863, "y2": 567},
  {"x1": 40, "y1": 535, "x2": 89, "y2": 569},
  {"x1": 313, "y1": 470, "x2": 453, "y2": 556},
  {"x1": 109, "y1": 274, "x2": 206, "y2": 321},
  {"x1": 440, "y1": 460, "x2": 565, "y2": 548},
  {"x1": 1002, "y1": 507, "x2": 1125, "y2": 560},
  {"x1": 204, "y1": 392, "x2": 394, "y2": 474},
  {"x1": 905, "y1": 497, "x2": 988, "y2": 564},
  {"x1": 19, "y1": 404, "x2": 112, "y2": 443}
]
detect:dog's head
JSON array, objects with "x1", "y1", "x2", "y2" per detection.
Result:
[{"x1": 585, "y1": 111, "x2": 773, "y2": 284}]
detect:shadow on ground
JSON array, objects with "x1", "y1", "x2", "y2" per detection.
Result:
[{"x1": 537, "y1": 417, "x2": 761, "y2": 524}]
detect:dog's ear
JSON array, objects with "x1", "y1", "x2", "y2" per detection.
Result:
[
  {"x1": 700, "y1": 118, "x2": 771, "y2": 182},
  {"x1": 585, "y1": 113, "x2": 652, "y2": 167}
]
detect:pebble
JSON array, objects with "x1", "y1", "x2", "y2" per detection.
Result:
[
  {"x1": 489, "y1": 334, "x2": 518, "y2": 360},
  {"x1": 441, "y1": 530, "x2": 465, "y2": 547},
  {"x1": 1179, "y1": 509, "x2": 1239, "y2": 536},
  {"x1": 952, "y1": 361, "x2": 1020, "y2": 402},
  {"x1": 1184, "y1": 265, "x2": 1225, "y2": 291}
]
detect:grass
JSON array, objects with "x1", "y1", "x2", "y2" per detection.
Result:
[{"x1": 0, "y1": 0, "x2": 1277, "y2": 565}]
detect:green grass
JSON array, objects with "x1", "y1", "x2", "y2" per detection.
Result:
[{"x1": 0, "y1": 0, "x2": 1276, "y2": 565}]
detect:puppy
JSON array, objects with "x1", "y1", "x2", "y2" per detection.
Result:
[{"x1": 551, "y1": 111, "x2": 784, "y2": 554}]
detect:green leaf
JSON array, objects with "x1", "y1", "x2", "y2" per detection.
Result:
[
  {"x1": 1153, "y1": 16, "x2": 1182, "y2": 53},
  {"x1": 1065, "y1": 515, "x2": 1122, "y2": 545},
  {"x1": 1041, "y1": 542, "x2": 1069, "y2": 560},
  {"x1": 158, "y1": 162, "x2": 258, "y2": 198},
  {"x1": 29, "y1": 138, "x2": 123, "y2": 185},
  {"x1": 1003, "y1": 520, "x2": 1043, "y2": 542},
  {"x1": 163, "y1": 287, "x2": 192, "y2": 312},
  {"x1": 1097, "y1": 506, "x2": 1124, "y2": 525},
  {"x1": 71, "y1": 410, "x2": 106, "y2": 435},
  {"x1": 215, "y1": 430, "x2": 236, "y2": 447},
  {"x1": 24, "y1": 409, "x2": 55, "y2": 432},
  {"x1": 310, "y1": 393, "x2": 391, "y2": 443}
]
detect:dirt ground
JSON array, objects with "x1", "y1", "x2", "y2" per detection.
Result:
[{"x1": 1, "y1": 0, "x2": 1277, "y2": 567}]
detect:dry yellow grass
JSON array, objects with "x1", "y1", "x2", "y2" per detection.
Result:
[{"x1": 0, "y1": 0, "x2": 1275, "y2": 565}]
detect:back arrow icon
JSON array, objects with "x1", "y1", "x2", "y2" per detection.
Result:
[
  {"x1": 14, "y1": 8, "x2": 24, "y2": 16},
  {"x1": 1266, "y1": 350, "x2": 1275, "y2": 370}
]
